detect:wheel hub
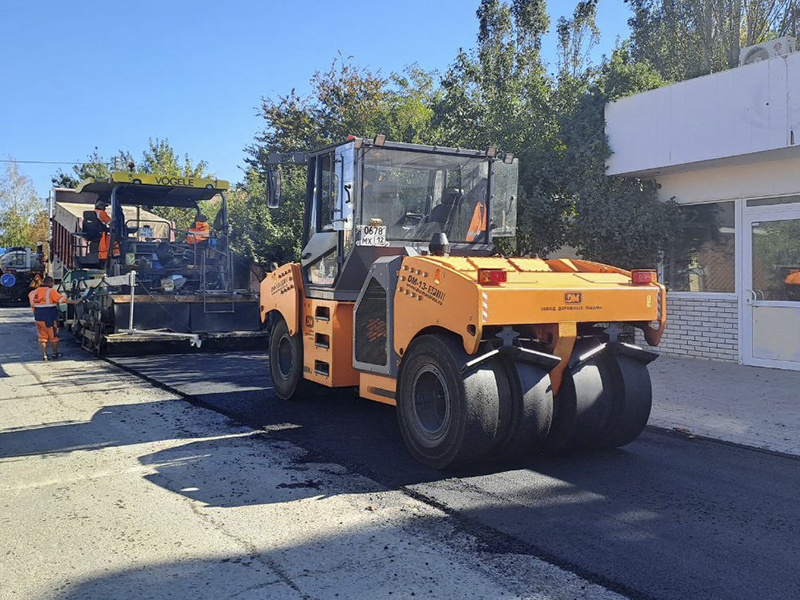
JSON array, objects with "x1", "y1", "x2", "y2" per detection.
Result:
[
  {"x1": 277, "y1": 334, "x2": 293, "y2": 379},
  {"x1": 411, "y1": 365, "x2": 451, "y2": 441}
]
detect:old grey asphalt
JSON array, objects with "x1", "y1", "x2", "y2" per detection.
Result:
[
  {"x1": 0, "y1": 307, "x2": 627, "y2": 600},
  {"x1": 109, "y1": 346, "x2": 800, "y2": 600}
]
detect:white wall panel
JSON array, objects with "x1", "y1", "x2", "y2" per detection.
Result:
[
  {"x1": 656, "y1": 152, "x2": 800, "y2": 204},
  {"x1": 606, "y1": 52, "x2": 800, "y2": 175}
]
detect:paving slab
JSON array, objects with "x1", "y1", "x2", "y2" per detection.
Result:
[{"x1": 649, "y1": 355, "x2": 800, "y2": 455}]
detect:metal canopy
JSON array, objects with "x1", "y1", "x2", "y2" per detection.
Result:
[{"x1": 76, "y1": 172, "x2": 230, "y2": 207}]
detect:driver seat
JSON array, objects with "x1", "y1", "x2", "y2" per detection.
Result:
[{"x1": 429, "y1": 189, "x2": 461, "y2": 225}]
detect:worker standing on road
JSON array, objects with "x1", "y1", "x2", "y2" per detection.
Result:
[{"x1": 28, "y1": 276, "x2": 67, "y2": 361}]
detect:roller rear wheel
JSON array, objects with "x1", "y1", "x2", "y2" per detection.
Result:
[
  {"x1": 592, "y1": 353, "x2": 652, "y2": 449},
  {"x1": 491, "y1": 359, "x2": 553, "y2": 461},
  {"x1": 397, "y1": 334, "x2": 502, "y2": 469},
  {"x1": 543, "y1": 340, "x2": 616, "y2": 454}
]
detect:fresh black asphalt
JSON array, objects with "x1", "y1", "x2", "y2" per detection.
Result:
[{"x1": 109, "y1": 350, "x2": 800, "y2": 600}]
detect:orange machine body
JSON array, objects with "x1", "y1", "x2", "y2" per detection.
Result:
[{"x1": 261, "y1": 255, "x2": 665, "y2": 400}]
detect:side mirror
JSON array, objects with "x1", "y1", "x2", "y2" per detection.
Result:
[{"x1": 266, "y1": 168, "x2": 282, "y2": 209}]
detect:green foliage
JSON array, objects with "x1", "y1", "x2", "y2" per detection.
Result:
[
  {"x1": 626, "y1": 0, "x2": 800, "y2": 81},
  {"x1": 431, "y1": 0, "x2": 567, "y2": 255},
  {"x1": 240, "y1": 56, "x2": 441, "y2": 264},
  {"x1": 52, "y1": 148, "x2": 135, "y2": 189},
  {"x1": 227, "y1": 171, "x2": 303, "y2": 267},
  {"x1": 1, "y1": 161, "x2": 47, "y2": 247},
  {"x1": 560, "y1": 45, "x2": 682, "y2": 268},
  {"x1": 53, "y1": 140, "x2": 212, "y2": 232}
]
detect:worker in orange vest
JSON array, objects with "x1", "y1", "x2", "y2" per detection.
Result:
[
  {"x1": 465, "y1": 199, "x2": 487, "y2": 243},
  {"x1": 28, "y1": 276, "x2": 67, "y2": 361},
  {"x1": 94, "y1": 199, "x2": 120, "y2": 263},
  {"x1": 95, "y1": 199, "x2": 112, "y2": 261},
  {"x1": 187, "y1": 212, "x2": 211, "y2": 245}
]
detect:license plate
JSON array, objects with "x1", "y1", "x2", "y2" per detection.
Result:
[{"x1": 358, "y1": 224, "x2": 388, "y2": 247}]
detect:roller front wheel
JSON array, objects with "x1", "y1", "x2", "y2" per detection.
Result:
[{"x1": 268, "y1": 316, "x2": 308, "y2": 400}]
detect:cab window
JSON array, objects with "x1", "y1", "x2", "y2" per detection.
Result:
[{"x1": 316, "y1": 154, "x2": 336, "y2": 232}]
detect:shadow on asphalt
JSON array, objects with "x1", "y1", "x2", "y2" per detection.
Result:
[
  {"x1": 113, "y1": 351, "x2": 800, "y2": 600},
  {"x1": 4, "y1": 321, "x2": 800, "y2": 600}
]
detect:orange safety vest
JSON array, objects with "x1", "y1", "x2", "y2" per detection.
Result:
[
  {"x1": 187, "y1": 221, "x2": 210, "y2": 244},
  {"x1": 466, "y1": 200, "x2": 487, "y2": 242},
  {"x1": 28, "y1": 286, "x2": 65, "y2": 310},
  {"x1": 96, "y1": 209, "x2": 112, "y2": 259}
]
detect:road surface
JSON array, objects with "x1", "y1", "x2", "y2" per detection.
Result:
[{"x1": 111, "y1": 348, "x2": 800, "y2": 600}]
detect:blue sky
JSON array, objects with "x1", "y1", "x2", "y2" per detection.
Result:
[{"x1": 0, "y1": 0, "x2": 631, "y2": 196}]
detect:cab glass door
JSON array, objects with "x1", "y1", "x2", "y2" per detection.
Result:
[{"x1": 304, "y1": 152, "x2": 339, "y2": 286}]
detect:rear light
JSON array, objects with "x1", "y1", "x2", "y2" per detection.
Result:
[
  {"x1": 477, "y1": 269, "x2": 507, "y2": 285},
  {"x1": 631, "y1": 269, "x2": 657, "y2": 285}
]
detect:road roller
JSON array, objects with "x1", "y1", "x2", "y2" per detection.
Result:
[{"x1": 260, "y1": 136, "x2": 666, "y2": 468}]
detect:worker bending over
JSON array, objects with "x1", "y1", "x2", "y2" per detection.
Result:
[{"x1": 28, "y1": 276, "x2": 67, "y2": 361}]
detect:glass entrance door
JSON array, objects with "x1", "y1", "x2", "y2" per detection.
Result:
[{"x1": 743, "y1": 206, "x2": 800, "y2": 369}]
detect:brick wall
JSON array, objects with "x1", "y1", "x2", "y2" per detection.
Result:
[{"x1": 636, "y1": 293, "x2": 739, "y2": 361}]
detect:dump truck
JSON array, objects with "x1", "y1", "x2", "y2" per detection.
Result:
[
  {"x1": 54, "y1": 173, "x2": 265, "y2": 355},
  {"x1": 260, "y1": 137, "x2": 666, "y2": 468}
]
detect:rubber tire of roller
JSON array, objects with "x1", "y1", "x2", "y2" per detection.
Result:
[
  {"x1": 396, "y1": 334, "x2": 502, "y2": 470},
  {"x1": 490, "y1": 358, "x2": 553, "y2": 461},
  {"x1": 543, "y1": 339, "x2": 616, "y2": 454},
  {"x1": 268, "y1": 316, "x2": 309, "y2": 400},
  {"x1": 592, "y1": 354, "x2": 652, "y2": 449}
]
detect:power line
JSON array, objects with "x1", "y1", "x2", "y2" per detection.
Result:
[{"x1": 0, "y1": 159, "x2": 88, "y2": 166}]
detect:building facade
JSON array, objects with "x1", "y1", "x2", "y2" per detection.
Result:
[{"x1": 606, "y1": 50, "x2": 800, "y2": 371}]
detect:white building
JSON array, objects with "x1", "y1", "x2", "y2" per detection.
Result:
[{"x1": 605, "y1": 44, "x2": 800, "y2": 371}]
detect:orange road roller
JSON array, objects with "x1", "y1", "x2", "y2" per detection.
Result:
[{"x1": 260, "y1": 137, "x2": 666, "y2": 468}]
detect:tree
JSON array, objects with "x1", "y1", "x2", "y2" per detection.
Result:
[
  {"x1": 240, "y1": 56, "x2": 440, "y2": 265},
  {"x1": 52, "y1": 148, "x2": 135, "y2": 188},
  {"x1": 560, "y1": 45, "x2": 682, "y2": 268},
  {"x1": 52, "y1": 140, "x2": 212, "y2": 231},
  {"x1": 626, "y1": 0, "x2": 800, "y2": 81},
  {"x1": 138, "y1": 138, "x2": 208, "y2": 179},
  {"x1": 0, "y1": 160, "x2": 47, "y2": 247},
  {"x1": 557, "y1": 0, "x2": 600, "y2": 79},
  {"x1": 432, "y1": 0, "x2": 569, "y2": 255}
]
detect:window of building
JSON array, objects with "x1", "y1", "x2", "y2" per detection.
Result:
[
  {"x1": 747, "y1": 195, "x2": 800, "y2": 208},
  {"x1": 663, "y1": 201, "x2": 735, "y2": 293}
]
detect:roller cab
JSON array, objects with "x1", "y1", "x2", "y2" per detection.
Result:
[{"x1": 261, "y1": 137, "x2": 666, "y2": 468}]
